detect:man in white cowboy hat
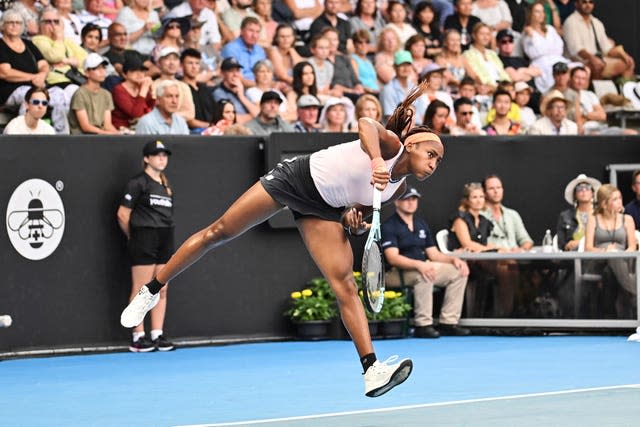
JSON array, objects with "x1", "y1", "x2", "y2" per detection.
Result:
[
  {"x1": 527, "y1": 90, "x2": 578, "y2": 135},
  {"x1": 556, "y1": 173, "x2": 601, "y2": 251}
]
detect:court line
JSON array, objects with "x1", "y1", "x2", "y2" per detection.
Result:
[{"x1": 175, "y1": 383, "x2": 640, "y2": 427}]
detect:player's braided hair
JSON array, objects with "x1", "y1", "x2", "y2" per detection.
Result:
[{"x1": 385, "y1": 80, "x2": 435, "y2": 142}]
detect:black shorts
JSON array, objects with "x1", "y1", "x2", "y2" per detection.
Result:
[
  {"x1": 128, "y1": 227, "x2": 175, "y2": 265},
  {"x1": 259, "y1": 155, "x2": 344, "y2": 222}
]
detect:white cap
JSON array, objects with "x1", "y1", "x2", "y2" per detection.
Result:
[
  {"x1": 159, "y1": 46, "x2": 180, "y2": 59},
  {"x1": 83, "y1": 53, "x2": 108, "y2": 70}
]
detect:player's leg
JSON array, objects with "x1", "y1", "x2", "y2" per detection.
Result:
[
  {"x1": 296, "y1": 217, "x2": 413, "y2": 397},
  {"x1": 149, "y1": 263, "x2": 173, "y2": 351},
  {"x1": 128, "y1": 264, "x2": 157, "y2": 352},
  {"x1": 121, "y1": 182, "x2": 283, "y2": 328}
]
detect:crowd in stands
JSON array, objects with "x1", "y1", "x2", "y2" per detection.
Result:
[{"x1": 0, "y1": 0, "x2": 638, "y2": 136}]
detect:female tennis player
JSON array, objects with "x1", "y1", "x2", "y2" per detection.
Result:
[{"x1": 121, "y1": 81, "x2": 444, "y2": 397}]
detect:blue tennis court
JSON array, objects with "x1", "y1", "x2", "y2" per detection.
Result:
[{"x1": 1, "y1": 336, "x2": 640, "y2": 426}]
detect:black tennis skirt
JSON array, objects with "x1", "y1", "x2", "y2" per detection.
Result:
[{"x1": 259, "y1": 155, "x2": 344, "y2": 222}]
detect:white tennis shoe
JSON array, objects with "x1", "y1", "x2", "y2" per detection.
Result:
[
  {"x1": 364, "y1": 356, "x2": 413, "y2": 397},
  {"x1": 120, "y1": 286, "x2": 160, "y2": 328}
]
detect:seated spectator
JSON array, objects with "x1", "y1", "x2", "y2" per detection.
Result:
[
  {"x1": 384, "y1": 0, "x2": 417, "y2": 45},
  {"x1": 220, "y1": 16, "x2": 266, "y2": 85},
  {"x1": 253, "y1": 0, "x2": 277, "y2": 48},
  {"x1": 245, "y1": 90, "x2": 294, "y2": 135},
  {"x1": 350, "y1": 29, "x2": 380, "y2": 94},
  {"x1": 547, "y1": 60, "x2": 571, "y2": 95},
  {"x1": 267, "y1": 23, "x2": 304, "y2": 86},
  {"x1": 458, "y1": 75, "x2": 488, "y2": 126},
  {"x1": 521, "y1": 2, "x2": 573, "y2": 94},
  {"x1": 472, "y1": 0, "x2": 513, "y2": 36},
  {"x1": 221, "y1": 0, "x2": 259, "y2": 39},
  {"x1": 448, "y1": 182, "x2": 495, "y2": 252},
  {"x1": 115, "y1": 0, "x2": 162, "y2": 56},
  {"x1": 53, "y1": 0, "x2": 83, "y2": 45},
  {"x1": 10, "y1": 0, "x2": 40, "y2": 37},
  {"x1": 498, "y1": 28, "x2": 542, "y2": 87},
  {"x1": 415, "y1": 63, "x2": 454, "y2": 124},
  {"x1": 151, "y1": 47, "x2": 196, "y2": 124},
  {"x1": 435, "y1": 29, "x2": 470, "y2": 95},
  {"x1": 68, "y1": 53, "x2": 121, "y2": 134},
  {"x1": 182, "y1": 19, "x2": 217, "y2": 84},
  {"x1": 180, "y1": 48, "x2": 216, "y2": 134},
  {"x1": 150, "y1": 17, "x2": 189, "y2": 65},
  {"x1": 624, "y1": 170, "x2": 640, "y2": 230},
  {"x1": 136, "y1": 79, "x2": 190, "y2": 134},
  {"x1": 563, "y1": 0, "x2": 635, "y2": 81},
  {"x1": 450, "y1": 97, "x2": 486, "y2": 135},
  {"x1": 380, "y1": 50, "x2": 417, "y2": 122},
  {"x1": 557, "y1": 173, "x2": 600, "y2": 252},
  {"x1": 412, "y1": 1, "x2": 442, "y2": 58},
  {"x1": 80, "y1": 23, "x2": 102, "y2": 54},
  {"x1": 463, "y1": 23, "x2": 511, "y2": 95},
  {"x1": 308, "y1": 35, "x2": 334, "y2": 100},
  {"x1": 513, "y1": 81, "x2": 537, "y2": 130},
  {"x1": 374, "y1": 27, "x2": 401, "y2": 85},
  {"x1": 290, "y1": 61, "x2": 319, "y2": 105},
  {"x1": 212, "y1": 57, "x2": 260, "y2": 123},
  {"x1": 77, "y1": 0, "x2": 113, "y2": 45},
  {"x1": 246, "y1": 59, "x2": 295, "y2": 122},
  {"x1": 323, "y1": 27, "x2": 366, "y2": 103},
  {"x1": 423, "y1": 99, "x2": 451, "y2": 135},
  {"x1": 382, "y1": 186, "x2": 470, "y2": 339},
  {"x1": 282, "y1": 0, "x2": 323, "y2": 36},
  {"x1": 484, "y1": 80, "x2": 521, "y2": 125},
  {"x1": 202, "y1": 99, "x2": 238, "y2": 135},
  {"x1": 355, "y1": 93, "x2": 382, "y2": 121},
  {"x1": 555, "y1": 0, "x2": 576, "y2": 24},
  {"x1": 111, "y1": 55, "x2": 155, "y2": 131},
  {"x1": 3, "y1": 87, "x2": 56, "y2": 135},
  {"x1": 165, "y1": 0, "x2": 222, "y2": 53},
  {"x1": 309, "y1": 0, "x2": 352, "y2": 54},
  {"x1": 293, "y1": 94, "x2": 322, "y2": 133},
  {"x1": 483, "y1": 89, "x2": 521, "y2": 135},
  {"x1": 405, "y1": 35, "x2": 432, "y2": 80},
  {"x1": 350, "y1": 0, "x2": 386, "y2": 53},
  {"x1": 443, "y1": 0, "x2": 482, "y2": 52},
  {"x1": 103, "y1": 24, "x2": 159, "y2": 85},
  {"x1": 0, "y1": 10, "x2": 70, "y2": 134},
  {"x1": 528, "y1": 90, "x2": 577, "y2": 135},
  {"x1": 318, "y1": 96, "x2": 355, "y2": 132}
]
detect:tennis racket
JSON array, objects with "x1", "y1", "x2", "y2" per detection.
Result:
[{"x1": 362, "y1": 187, "x2": 385, "y2": 313}]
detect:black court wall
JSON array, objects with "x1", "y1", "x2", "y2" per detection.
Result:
[{"x1": 0, "y1": 135, "x2": 638, "y2": 353}]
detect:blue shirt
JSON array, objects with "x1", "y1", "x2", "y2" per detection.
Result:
[
  {"x1": 135, "y1": 107, "x2": 189, "y2": 135},
  {"x1": 381, "y1": 212, "x2": 436, "y2": 264},
  {"x1": 624, "y1": 199, "x2": 640, "y2": 229},
  {"x1": 220, "y1": 38, "x2": 266, "y2": 81},
  {"x1": 211, "y1": 84, "x2": 248, "y2": 114},
  {"x1": 379, "y1": 78, "x2": 426, "y2": 123}
]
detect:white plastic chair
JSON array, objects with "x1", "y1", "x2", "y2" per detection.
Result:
[{"x1": 436, "y1": 229, "x2": 452, "y2": 254}]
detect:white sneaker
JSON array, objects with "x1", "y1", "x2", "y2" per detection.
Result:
[
  {"x1": 120, "y1": 286, "x2": 160, "y2": 328},
  {"x1": 364, "y1": 356, "x2": 413, "y2": 397}
]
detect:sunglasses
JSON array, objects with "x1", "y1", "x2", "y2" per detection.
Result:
[
  {"x1": 42, "y1": 19, "x2": 60, "y2": 25},
  {"x1": 581, "y1": 0, "x2": 594, "y2": 3},
  {"x1": 459, "y1": 111, "x2": 473, "y2": 116},
  {"x1": 29, "y1": 99, "x2": 49, "y2": 106},
  {"x1": 167, "y1": 23, "x2": 181, "y2": 29},
  {"x1": 5, "y1": 20, "x2": 23, "y2": 25},
  {"x1": 575, "y1": 183, "x2": 593, "y2": 192}
]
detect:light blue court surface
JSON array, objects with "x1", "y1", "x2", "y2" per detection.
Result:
[{"x1": 2, "y1": 336, "x2": 640, "y2": 426}]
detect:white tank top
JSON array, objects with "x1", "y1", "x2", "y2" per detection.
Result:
[{"x1": 309, "y1": 139, "x2": 405, "y2": 208}]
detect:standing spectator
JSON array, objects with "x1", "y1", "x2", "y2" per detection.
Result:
[
  {"x1": 293, "y1": 94, "x2": 322, "y2": 133},
  {"x1": 556, "y1": 173, "x2": 600, "y2": 252},
  {"x1": 151, "y1": 46, "x2": 195, "y2": 124},
  {"x1": 382, "y1": 186, "x2": 470, "y2": 339},
  {"x1": 53, "y1": 0, "x2": 84, "y2": 45},
  {"x1": 624, "y1": 170, "x2": 640, "y2": 230},
  {"x1": 443, "y1": 0, "x2": 481, "y2": 52},
  {"x1": 436, "y1": 29, "x2": 470, "y2": 95},
  {"x1": 165, "y1": 0, "x2": 222, "y2": 52},
  {"x1": 180, "y1": 48, "x2": 216, "y2": 133},
  {"x1": 483, "y1": 89, "x2": 521, "y2": 135},
  {"x1": 384, "y1": 0, "x2": 417, "y2": 46},
  {"x1": 380, "y1": 50, "x2": 417, "y2": 122},
  {"x1": 136, "y1": 80, "x2": 190, "y2": 134},
  {"x1": 412, "y1": 1, "x2": 442, "y2": 58},
  {"x1": 563, "y1": 0, "x2": 635, "y2": 80},
  {"x1": 220, "y1": 16, "x2": 266, "y2": 85},
  {"x1": 527, "y1": 89, "x2": 577, "y2": 135},
  {"x1": 116, "y1": 0, "x2": 162, "y2": 56},
  {"x1": 350, "y1": 0, "x2": 386, "y2": 52},
  {"x1": 267, "y1": 23, "x2": 304, "y2": 86},
  {"x1": 463, "y1": 22, "x2": 511, "y2": 95},
  {"x1": 68, "y1": 53, "x2": 120, "y2": 134},
  {"x1": 117, "y1": 140, "x2": 176, "y2": 353},
  {"x1": 245, "y1": 90, "x2": 294, "y2": 135},
  {"x1": 212, "y1": 57, "x2": 260, "y2": 123},
  {"x1": 0, "y1": 10, "x2": 70, "y2": 134},
  {"x1": 450, "y1": 96, "x2": 486, "y2": 135},
  {"x1": 374, "y1": 27, "x2": 401, "y2": 85},
  {"x1": 111, "y1": 54, "x2": 155, "y2": 130},
  {"x1": 309, "y1": 0, "x2": 352, "y2": 54},
  {"x1": 351, "y1": 29, "x2": 380, "y2": 94},
  {"x1": 3, "y1": 87, "x2": 56, "y2": 135},
  {"x1": 513, "y1": 81, "x2": 536, "y2": 130},
  {"x1": 77, "y1": 0, "x2": 113, "y2": 44}
]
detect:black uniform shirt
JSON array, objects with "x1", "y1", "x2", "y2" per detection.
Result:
[
  {"x1": 121, "y1": 172, "x2": 174, "y2": 228},
  {"x1": 381, "y1": 212, "x2": 436, "y2": 265}
]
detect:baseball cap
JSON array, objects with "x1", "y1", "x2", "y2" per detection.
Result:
[
  {"x1": 260, "y1": 90, "x2": 283, "y2": 104},
  {"x1": 514, "y1": 81, "x2": 532, "y2": 93},
  {"x1": 394, "y1": 50, "x2": 413, "y2": 66},
  {"x1": 220, "y1": 57, "x2": 243, "y2": 71},
  {"x1": 552, "y1": 61, "x2": 569, "y2": 74},
  {"x1": 400, "y1": 186, "x2": 422, "y2": 200},
  {"x1": 143, "y1": 140, "x2": 172, "y2": 156},
  {"x1": 420, "y1": 62, "x2": 445, "y2": 79},
  {"x1": 297, "y1": 94, "x2": 321, "y2": 108},
  {"x1": 496, "y1": 29, "x2": 514, "y2": 42},
  {"x1": 159, "y1": 46, "x2": 180, "y2": 59},
  {"x1": 190, "y1": 18, "x2": 205, "y2": 29},
  {"x1": 122, "y1": 54, "x2": 148, "y2": 73},
  {"x1": 84, "y1": 53, "x2": 109, "y2": 70}
]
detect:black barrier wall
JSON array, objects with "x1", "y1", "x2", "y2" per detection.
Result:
[{"x1": 0, "y1": 135, "x2": 639, "y2": 352}]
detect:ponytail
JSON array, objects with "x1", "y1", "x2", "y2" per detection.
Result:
[{"x1": 385, "y1": 80, "x2": 433, "y2": 141}]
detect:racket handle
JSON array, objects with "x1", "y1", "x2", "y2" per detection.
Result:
[{"x1": 372, "y1": 187, "x2": 382, "y2": 210}]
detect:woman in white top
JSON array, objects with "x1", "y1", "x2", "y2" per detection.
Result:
[
  {"x1": 384, "y1": 1, "x2": 417, "y2": 46},
  {"x1": 122, "y1": 81, "x2": 445, "y2": 399},
  {"x1": 52, "y1": 0, "x2": 83, "y2": 45},
  {"x1": 472, "y1": 0, "x2": 512, "y2": 34},
  {"x1": 116, "y1": 0, "x2": 161, "y2": 55},
  {"x1": 4, "y1": 87, "x2": 56, "y2": 135}
]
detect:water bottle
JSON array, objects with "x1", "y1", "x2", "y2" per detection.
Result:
[{"x1": 542, "y1": 229, "x2": 553, "y2": 253}]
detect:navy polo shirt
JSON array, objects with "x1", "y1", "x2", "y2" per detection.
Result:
[
  {"x1": 381, "y1": 212, "x2": 436, "y2": 263},
  {"x1": 625, "y1": 199, "x2": 640, "y2": 229}
]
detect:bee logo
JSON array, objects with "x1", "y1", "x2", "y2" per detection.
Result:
[{"x1": 5, "y1": 179, "x2": 65, "y2": 260}]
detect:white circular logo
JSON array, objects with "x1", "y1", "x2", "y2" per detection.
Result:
[{"x1": 6, "y1": 179, "x2": 65, "y2": 260}]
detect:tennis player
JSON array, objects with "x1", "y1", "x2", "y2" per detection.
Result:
[{"x1": 121, "y1": 81, "x2": 444, "y2": 397}]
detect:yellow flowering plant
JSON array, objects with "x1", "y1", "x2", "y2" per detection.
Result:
[
  {"x1": 285, "y1": 278, "x2": 337, "y2": 322},
  {"x1": 375, "y1": 290, "x2": 412, "y2": 321}
]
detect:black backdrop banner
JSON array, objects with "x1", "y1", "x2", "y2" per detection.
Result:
[{"x1": 0, "y1": 135, "x2": 638, "y2": 352}]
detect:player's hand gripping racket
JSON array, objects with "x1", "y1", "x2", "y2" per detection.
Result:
[{"x1": 362, "y1": 187, "x2": 385, "y2": 313}]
